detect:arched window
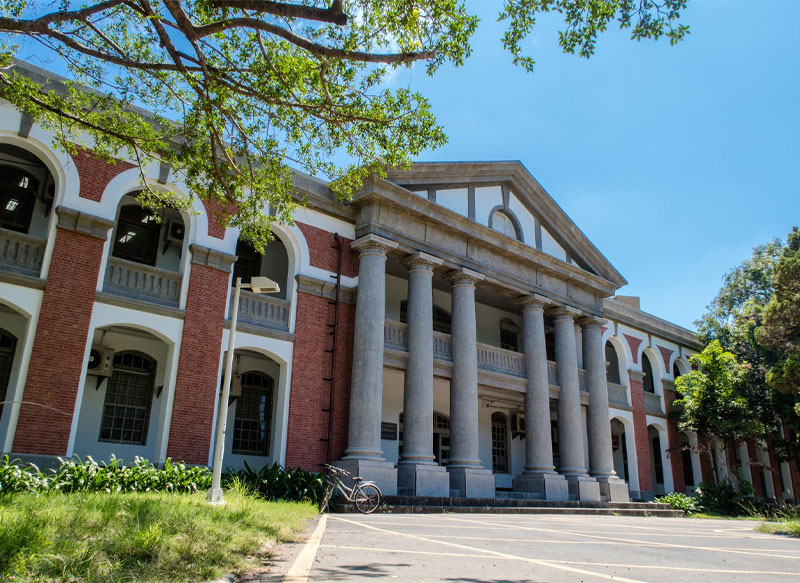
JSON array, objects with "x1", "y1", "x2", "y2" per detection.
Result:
[
  {"x1": 0, "y1": 328, "x2": 17, "y2": 416},
  {"x1": 233, "y1": 239, "x2": 262, "y2": 286},
  {"x1": 232, "y1": 371, "x2": 274, "y2": 456},
  {"x1": 112, "y1": 205, "x2": 161, "y2": 266},
  {"x1": 99, "y1": 351, "x2": 156, "y2": 445},
  {"x1": 650, "y1": 430, "x2": 664, "y2": 485},
  {"x1": 642, "y1": 353, "x2": 656, "y2": 393},
  {"x1": 673, "y1": 362, "x2": 681, "y2": 379},
  {"x1": 400, "y1": 301, "x2": 452, "y2": 334},
  {"x1": 500, "y1": 319, "x2": 519, "y2": 352},
  {"x1": 605, "y1": 342, "x2": 621, "y2": 384},
  {"x1": 0, "y1": 166, "x2": 38, "y2": 233},
  {"x1": 489, "y1": 208, "x2": 522, "y2": 241},
  {"x1": 491, "y1": 412, "x2": 509, "y2": 473}
]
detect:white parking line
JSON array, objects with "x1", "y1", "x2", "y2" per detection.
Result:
[{"x1": 284, "y1": 515, "x2": 327, "y2": 583}]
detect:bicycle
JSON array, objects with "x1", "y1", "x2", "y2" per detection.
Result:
[{"x1": 319, "y1": 464, "x2": 383, "y2": 514}]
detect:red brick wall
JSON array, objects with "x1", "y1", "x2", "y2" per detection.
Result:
[
  {"x1": 12, "y1": 228, "x2": 105, "y2": 454},
  {"x1": 697, "y1": 434, "x2": 714, "y2": 484},
  {"x1": 70, "y1": 149, "x2": 133, "y2": 201},
  {"x1": 624, "y1": 335, "x2": 642, "y2": 365},
  {"x1": 165, "y1": 264, "x2": 229, "y2": 464},
  {"x1": 664, "y1": 389, "x2": 686, "y2": 493},
  {"x1": 658, "y1": 346, "x2": 673, "y2": 372},
  {"x1": 200, "y1": 198, "x2": 233, "y2": 240},
  {"x1": 296, "y1": 222, "x2": 357, "y2": 277},
  {"x1": 629, "y1": 376, "x2": 653, "y2": 494},
  {"x1": 284, "y1": 292, "x2": 355, "y2": 470}
]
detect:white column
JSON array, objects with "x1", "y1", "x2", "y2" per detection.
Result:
[
  {"x1": 446, "y1": 268, "x2": 495, "y2": 498},
  {"x1": 397, "y1": 252, "x2": 449, "y2": 496},
  {"x1": 337, "y1": 234, "x2": 398, "y2": 494},
  {"x1": 582, "y1": 316, "x2": 629, "y2": 501},
  {"x1": 551, "y1": 306, "x2": 600, "y2": 501},
  {"x1": 512, "y1": 295, "x2": 568, "y2": 500}
]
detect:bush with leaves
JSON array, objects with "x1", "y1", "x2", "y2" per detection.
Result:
[
  {"x1": 222, "y1": 461, "x2": 327, "y2": 504},
  {"x1": 655, "y1": 492, "x2": 703, "y2": 515},
  {"x1": 694, "y1": 476, "x2": 755, "y2": 516}
]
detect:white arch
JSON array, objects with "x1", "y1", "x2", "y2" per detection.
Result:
[
  {"x1": 673, "y1": 357, "x2": 691, "y2": 377},
  {"x1": 646, "y1": 420, "x2": 675, "y2": 493},
  {"x1": 641, "y1": 347, "x2": 665, "y2": 396},
  {"x1": 603, "y1": 333, "x2": 633, "y2": 404},
  {"x1": 610, "y1": 413, "x2": 640, "y2": 496}
]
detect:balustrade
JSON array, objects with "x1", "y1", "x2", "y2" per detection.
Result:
[
  {"x1": 644, "y1": 392, "x2": 663, "y2": 414},
  {"x1": 0, "y1": 228, "x2": 45, "y2": 277},
  {"x1": 234, "y1": 290, "x2": 291, "y2": 331},
  {"x1": 104, "y1": 256, "x2": 181, "y2": 306},
  {"x1": 607, "y1": 382, "x2": 629, "y2": 407}
]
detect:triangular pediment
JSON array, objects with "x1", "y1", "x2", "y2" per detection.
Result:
[{"x1": 383, "y1": 161, "x2": 627, "y2": 288}]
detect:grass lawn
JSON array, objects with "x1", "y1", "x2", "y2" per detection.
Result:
[
  {"x1": 0, "y1": 491, "x2": 318, "y2": 582},
  {"x1": 756, "y1": 520, "x2": 800, "y2": 536}
]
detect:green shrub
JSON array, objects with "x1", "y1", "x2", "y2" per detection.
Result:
[
  {"x1": 222, "y1": 461, "x2": 327, "y2": 504},
  {"x1": 0, "y1": 455, "x2": 211, "y2": 494},
  {"x1": 655, "y1": 491, "x2": 703, "y2": 515},
  {"x1": 695, "y1": 477, "x2": 755, "y2": 516}
]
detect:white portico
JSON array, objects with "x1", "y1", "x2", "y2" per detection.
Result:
[{"x1": 334, "y1": 162, "x2": 633, "y2": 502}]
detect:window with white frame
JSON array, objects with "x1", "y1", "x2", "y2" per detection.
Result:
[{"x1": 491, "y1": 412, "x2": 509, "y2": 473}]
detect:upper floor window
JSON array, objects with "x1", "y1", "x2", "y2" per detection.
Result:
[
  {"x1": 233, "y1": 239, "x2": 262, "y2": 284},
  {"x1": 232, "y1": 371, "x2": 274, "y2": 456},
  {"x1": 0, "y1": 166, "x2": 38, "y2": 234},
  {"x1": 605, "y1": 342, "x2": 621, "y2": 384},
  {"x1": 642, "y1": 353, "x2": 656, "y2": 393},
  {"x1": 99, "y1": 351, "x2": 156, "y2": 445},
  {"x1": 673, "y1": 362, "x2": 681, "y2": 379},
  {"x1": 112, "y1": 205, "x2": 161, "y2": 266},
  {"x1": 400, "y1": 301, "x2": 452, "y2": 334},
  {"x1": 500, "y1": 318, "x2": 519, "y2": 352}
]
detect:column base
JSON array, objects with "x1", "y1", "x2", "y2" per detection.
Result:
[
  {"x1": 512, "y1": 472, "x2": 569, "y2": 501},
  {"x1": 564, "y1": 474, "x2": 601, "y2": 502},
  {"x1": 595, "y1": 476, "x2": 630, "y2": 502},
  {"x1": 447, "y1": 466, "x2": 495, "y2": 499},
  {"x1": 334, "y1": 459, "x2": 397, "y2": 496},
  {"x1": 398, "y1": 463, "x2": 450, "y2": 497}
]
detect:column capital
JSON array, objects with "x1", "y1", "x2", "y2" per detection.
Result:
[
  {"x1": 446, "y1": 267, "x2": 485, "y2": 286},
  {"x1": 55, "y1": 206, "x2": 115, "y2": 240},
  {"x1": 578, "y1": 315, "x2": 607, "y2": 329},
  {"x1": 515, "y1": 293, "x2": 552, "y2": 311},
  {"x1": 547, "y1": 304, "x2": 582, "y2": 320},
  {"x1": 403, "y1": 251, "x2": 443, "y2": 272},
  {"x1": 350, "y1": 233, "x2": 399, "y2": 255}
]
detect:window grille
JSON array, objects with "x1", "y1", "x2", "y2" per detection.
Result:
[
  {"x1": 491, "y1": 412, "x2": 509, "y2": 473},
  {"x1": 232, "y1": 371, "x2": 274, "y2": 455},
  {"x1": 0, "y1": 166, "x2": 38, "y2": 234},
  {"x1": 112, "y1": 205, "x2": 162, "y2": 266},
  {"x1": 500, "y1": 319, "x2": 519, "y2": 352},
  {"x1": 99, "y1": 351, "x2": 156, "y2": 445},
  {"x1": 651, "y1": 435, "x2": 664, "y2": 484},
  {"x1": 232, "y1": 239, "x2": 262, "y2": 285}
]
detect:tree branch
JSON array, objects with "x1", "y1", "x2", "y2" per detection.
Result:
[{"x1": 207, "y1": 0, "x2": 348, "y2": 26}]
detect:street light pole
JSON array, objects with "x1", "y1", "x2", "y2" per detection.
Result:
[{"x1": 207, "y1": 275, "x2": 279, "y2": 504}]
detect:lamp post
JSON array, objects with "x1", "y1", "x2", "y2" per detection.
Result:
[{"x1": 207, "y1": 275, "x2": 280, "y2": 504}]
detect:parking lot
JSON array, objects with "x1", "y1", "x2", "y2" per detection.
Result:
[{"x1": 301, "y1": 513, "x2": 800, "y2": 582}]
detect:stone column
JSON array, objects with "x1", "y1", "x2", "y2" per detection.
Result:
[
  {"x1": 446, "y1": 268, "x2": 495, "y2": 498},
  {"x1": 397, "y1": 252, "x2": 449, "y2": 497},
  {"x1": 512, "y1": 296, "x2": 568, "y2": 500},
  {"x1": 338, "y1": 233, "x2": 398, "y2": 494},
  {"x1": 552, "y1": 306, "x2": 600, "y2": 501},
  {"x1": 581, "y1": 317, "x2": 629, "y2": 501}
]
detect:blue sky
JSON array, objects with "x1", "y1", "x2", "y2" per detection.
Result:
[{"x1": 399, "y1": 1, "x2": 800, "y2": 330}]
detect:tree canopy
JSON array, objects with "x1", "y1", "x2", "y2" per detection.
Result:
[{"x1": 0, "y1": 0, "x2": 689, "y2": 247}]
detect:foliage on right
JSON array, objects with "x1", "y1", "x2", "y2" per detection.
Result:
[{"x1": 674, "y1": 226, "x2": 800, "y2": 488}]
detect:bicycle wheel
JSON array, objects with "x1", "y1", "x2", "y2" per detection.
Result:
[
  {"x1": 319, "y1": 482, "x2": 335, "y2": 513},
  {"x1": 353, "y1": 483, "x2": 381, "y2": 514}
]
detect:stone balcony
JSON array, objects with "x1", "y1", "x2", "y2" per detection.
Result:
[
  {"x1": 0, "y1": 227, "x2": 46, "y2": 278},
  {"x1": 644, "y1": 392, "x2": 664, "y2": 415},
  {"x1": 232, "y1": 289, "x2": 291, "y2": 332},
  {"x1": 103, "y1": 256, "x2": 182, "y2": 307}
]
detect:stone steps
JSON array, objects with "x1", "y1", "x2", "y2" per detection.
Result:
[{"x1": 335, "y1": 496, "x2": 684, "y2": 517}]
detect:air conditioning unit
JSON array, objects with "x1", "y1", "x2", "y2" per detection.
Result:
[
  {"x1": 511, "y1": 413, "x2": 525, "y2": 438},
  {"x1": 166, "y1": 219, "x2": 185, "y2": 244},
  {"x1": 87, "y1": 346, "x2": 114, "y2": 377}
]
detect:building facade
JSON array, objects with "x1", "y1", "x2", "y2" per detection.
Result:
[{"x1": 0, "y1": 97, "x2": 798, "y2": 503}]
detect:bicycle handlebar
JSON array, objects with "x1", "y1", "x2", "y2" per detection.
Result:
[{"x1": 323, "y1": 463, "x2": 351, "y2": 477}]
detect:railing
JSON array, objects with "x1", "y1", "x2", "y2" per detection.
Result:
[
  {"x1": 644, "y1": 392, "x2": 663, "y2": 414},
  {"x1": 384, "y1": 320, "x2": 408, "y2": 350},
  {"x1": 477, "y1": 344, "x2": 525, "y2": 377},
  {"x1": 547, "y1": 360, "x2": 588, "y2": 391},
  {"x1": 104, "y1": 256, "x2": 182, "y2": 306},
  {"x1": 235, "y1": 290, "x2": 290, "y2": 331},
  {"x1": 0, "y1": 228, "x2": 45, "y2": 277},
  {"x1": 608, "y1": 382, "x2": 629, "y2": 407},
  {"x1": 433, "y1": 331, "x2": 452, "y2": 360}
]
